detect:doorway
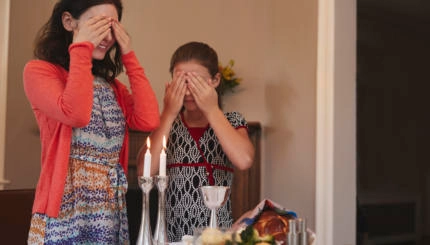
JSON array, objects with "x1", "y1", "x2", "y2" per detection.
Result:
[{"x1": 357, "y1": 0, "x2": 430, "y2": 244}]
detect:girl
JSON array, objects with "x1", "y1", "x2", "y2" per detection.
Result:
[{"x1": 138, "y1": 41, "x2": 254, "y2": 242}]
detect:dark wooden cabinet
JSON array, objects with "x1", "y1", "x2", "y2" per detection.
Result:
[
  {"x1": 230, "y1": 122, "x2": 261, "y2": 220},
  {"x1": 126, "y1": 122, "x2": 261, "y2": 242}
]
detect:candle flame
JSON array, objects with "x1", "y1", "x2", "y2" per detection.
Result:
[
  {"x1": 146, "y1": 137, "x2": 150, "y2": 149},
  {"x1": 162, "y1": 135, "x2": 166, "y2": 149}
]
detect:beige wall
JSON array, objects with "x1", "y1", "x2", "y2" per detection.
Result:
[
  {"x1": 4, "y1": 0, "x2": 318, "y2": 231},
  {"x1": 5, "y1": 0, "x2": 55, "y2": 190},
  {"x1": 119, "y1": 1, "x2": 318, "y2": 229},
  {"x1": 0, "y1": 0, "x2": 11, "y2": 190}
]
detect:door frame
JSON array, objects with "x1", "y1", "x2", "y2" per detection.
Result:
[{"x1": 316, "y1": 0, "x2": 356, "y2": 244}]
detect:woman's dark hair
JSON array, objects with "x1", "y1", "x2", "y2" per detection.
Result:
[
  {"x1": 169, "y1": 41, "x2": 223, "y2": 107},
  {"x1": 34, "y1": 0, "x2": 123, "y2": 82}
]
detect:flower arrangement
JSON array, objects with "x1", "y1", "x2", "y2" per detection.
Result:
[{"x1": 217, "y1": 59, "x2": 242, "y2": 96}]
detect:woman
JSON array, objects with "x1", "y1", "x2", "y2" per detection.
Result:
[
  {"x1": 138, "y1": 41, "x2": 254, "y2": 242},
  {"x1": 23, "y1": 0, "x2": 159, "y2": 244}
]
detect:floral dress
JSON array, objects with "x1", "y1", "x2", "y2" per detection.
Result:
[
  {"x1": 165, "y1": 111, "x2": 248, "y2": 242},
  {"x1": 28, "y1": 77, "x2": 129, "y2": 245}
]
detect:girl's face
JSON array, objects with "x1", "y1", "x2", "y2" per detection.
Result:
[
  {"x1": 77, "y1": 4, "x2": 118, "y2": 60},
  {"x1": 173, "y1": 60, "x2": 214, "y2": 111}
]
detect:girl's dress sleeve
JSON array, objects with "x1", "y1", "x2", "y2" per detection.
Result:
[
  {"x1": 116, "y1": 51, "x2": 160, "y2": 131},
  {"x1": 226, "y1": 111, "x2": 248, "y2": 130},
  {"x1": 23, "y1": 42, "x2": 95, "y2": 127}
]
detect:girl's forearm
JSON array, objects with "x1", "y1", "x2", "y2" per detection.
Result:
[{"x1": 206, "y1": 109, "x2": 255, "y2": 170}]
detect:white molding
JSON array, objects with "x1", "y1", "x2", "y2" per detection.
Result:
[
  {"x1": 316, "y1": 0, "x2": 356, "y2": 244},
  {"x1": 0, "y1": 0, "x2": 11, "y2": 190},
  {"x1": 316, "y1": 0, "x2": 335, "y2": 243}
]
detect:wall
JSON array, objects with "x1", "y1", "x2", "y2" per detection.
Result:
[
  {"x1": 5, "y1": 0, "x2": 55, "y2": 190},
  {"x1": 4, "y1": 0, "x2": 318, "y2": 231},
  {"x1": 0, "y1": 0, "x2": 11, "y2": 190},
  {"x1": 262, "y1": 0, "x2": 317, "y2": 227},
  {"x1": 119, "y1": 0, "x2": 318, "y2": 229}
]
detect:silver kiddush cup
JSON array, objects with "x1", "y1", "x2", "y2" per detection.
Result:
[
  {"x1": 136, "y1": 176, "x2": 154, "y2": 245},
  {"x1": 153, "y1": 175, "x2": 169, "y2": 245}
]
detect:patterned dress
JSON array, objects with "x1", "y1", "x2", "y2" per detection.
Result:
[
  {"x1": 166, "y1": 111, "x2": 248, "y2": 242},
  {"x1": 28, "y1": 77, "x2": 129, "y2": 245}
]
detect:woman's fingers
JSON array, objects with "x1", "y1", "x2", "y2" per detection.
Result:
[
  {"x1": 87, "y1": 15, "x2": 109, "y2": 26},
  {"x1": 90, "y1": 16, "x2": 111, "y2": 33},
  {"x1": 112, "y1": 20, "x2": 131, "y2": 54},
  {"x1": 74, "y1": 16, "x2": 112, "y2": 46}
]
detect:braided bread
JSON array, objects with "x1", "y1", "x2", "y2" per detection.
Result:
[{"x1": 252, "y1": 209, "x2": 292, "y2": 241}]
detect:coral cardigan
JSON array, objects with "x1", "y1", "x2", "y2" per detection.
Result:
[{"x1": 23, "y1": 42, "x2": 160, "y2": 217}]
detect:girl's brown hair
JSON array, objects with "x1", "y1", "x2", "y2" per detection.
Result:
[{"x1": 169, "y1": 41, "x2": 223, "y2": 107}]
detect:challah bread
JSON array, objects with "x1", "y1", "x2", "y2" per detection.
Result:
[{"x1": 252, "y1": 209, "x2": 293, "y2": 241}]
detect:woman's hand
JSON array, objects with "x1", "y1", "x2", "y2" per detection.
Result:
[
  {"x1": 111, "y1": 20, "x2": 132, "y2": 54},
  {"x1": 73, "y1": 16, "x2": 112, "y2": 47},
  {"x1": 163, "y1": 72, "x2": 187, "y2": 118},
  {"x1": 186, "y1": 72, "x2": 219, "y2": 115}
]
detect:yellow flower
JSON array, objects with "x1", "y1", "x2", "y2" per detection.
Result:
[
  {"x1": 218, "y1": 59, "x2": 242, "y2": 96},
  {"x1": 222, "y1": 66, "x2": 234, "y2": 80}
]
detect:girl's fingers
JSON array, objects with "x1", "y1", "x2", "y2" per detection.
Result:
[
  {"x1": 187, "y1": 72, "x2": 209, "y2": 94},
  {"x1": 185, "y1": 73, "x2": 198, "y2": 93},
  {"x1": 177, "y1": 80, "x2": 187, "y2": 98},
  {"x1": 187, "y1": 79, "x2": 199, "y2": 99},
  {"x1": 167, "y1": 74, "x2": 185, "y2": 99},
  {"x1": 171, "y1": 73, "x2": 185, "y2": 93}
]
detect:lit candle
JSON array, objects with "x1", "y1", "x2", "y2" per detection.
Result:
[
  {"x1": 159, "y1": 136, "x2": 167, "y2": 176},
  {"x1": 143, "y1": 137, "x2": 151, "y2": 177}
]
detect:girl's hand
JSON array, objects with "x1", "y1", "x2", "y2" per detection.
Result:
[
  {"x1": 111, "y1": 20, "x2": 132, "y2": 54},
  {"x1": 163, "y1": 72, "x2": 187, "y2": 118},
  {"x1": 186, "y1": 72, "x2": 219, "y2": 115},
  {"x1": 73, "y1": 15, "x2": 112, "y2": 47}
]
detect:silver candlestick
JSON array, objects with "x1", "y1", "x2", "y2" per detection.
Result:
[
  {"x1": 136, "y1": 176, "x2": 154, "y2": 245},
  {"x1": 153, "y1": 175, "x2": 169, "y2": 245}
]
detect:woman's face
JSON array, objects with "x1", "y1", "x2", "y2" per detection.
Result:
[
  {"x1": 77, "y1": 4, "x2": 118, "y2": 60},
  {"x1": 173, "y1": 60, "x2": 214, "y2": 111}
]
